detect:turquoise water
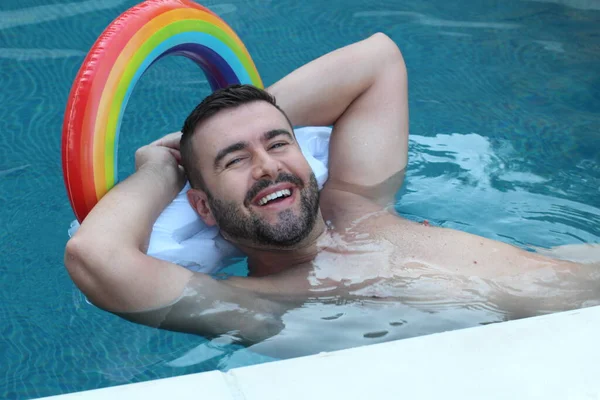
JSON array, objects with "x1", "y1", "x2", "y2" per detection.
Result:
[{"x1": 1, "y1": 0, "x2": 599, "y2": 398}]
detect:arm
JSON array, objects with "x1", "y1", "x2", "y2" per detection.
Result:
[
  {"x1": 65, "y1": 133, "x2": 190, "y2": 312},
  {"x1": 64, "y1": 133, "x2": 286, "y2": 341},
  {"x1": 267, "y1": 33, "x2": 409, "y2": 201}
]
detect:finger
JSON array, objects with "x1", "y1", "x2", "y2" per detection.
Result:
[
  {"x1": 150, "y1": 131, "x2": 181, "y2": 147},
  {"x1": 168, "y1": 148, "x2": 182, "y2": 164},
  {"x1": 150, "y1": 131, "x2": 182, "y2": 148}
]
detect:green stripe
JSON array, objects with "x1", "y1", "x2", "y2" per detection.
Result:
[{"x1": 103, "y1": 19, "x2": 260, "y2": 188}]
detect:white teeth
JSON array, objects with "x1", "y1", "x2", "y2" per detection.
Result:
[{"x1": 258, "y1": 189, "x2": 291, "y2": 205}]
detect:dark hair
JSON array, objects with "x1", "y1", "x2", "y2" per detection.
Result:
[{"x1": 180, "y1": 84, "x2": 293, "y2": 190}]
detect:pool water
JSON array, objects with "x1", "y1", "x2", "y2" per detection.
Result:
[{"x1": 1, "y1": 0, "x2": 599, "y2": 398}]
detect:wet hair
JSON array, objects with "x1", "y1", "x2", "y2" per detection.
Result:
[{"x1": 180, "y1": 84, "x2": 293, "y2": 191}]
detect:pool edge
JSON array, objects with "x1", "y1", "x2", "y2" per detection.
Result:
[{"x1": 37, "y1": 305, "x2": 600, "y2": 399}]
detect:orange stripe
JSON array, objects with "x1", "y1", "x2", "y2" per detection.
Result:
[
  {"x1": 92, "y1": 7, "x2": 236, "y2": 199},
  {"x1": 78, "y1": 1, "x2": 185, "y2": 212}
]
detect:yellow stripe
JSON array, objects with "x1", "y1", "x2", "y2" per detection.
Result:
[{"x1": 92, "y1": 8, "x2": 259, "y2": 197}]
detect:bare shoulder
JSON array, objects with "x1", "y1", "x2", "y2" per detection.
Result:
[{"x1": 319, "y1": 184, "x2": 390, "y2": 229}]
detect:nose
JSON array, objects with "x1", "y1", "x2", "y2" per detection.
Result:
[{"x1": 251, "y1": 149, "x2": 281, "y2": 181}]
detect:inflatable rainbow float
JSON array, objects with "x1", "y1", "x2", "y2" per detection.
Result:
[{"x1": 62, "y1": 0, "x2": 263, "y2": 222}]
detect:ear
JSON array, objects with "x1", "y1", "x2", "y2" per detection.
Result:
[{"x1": 187, "y1": 188, "x2": 217, "y2": 226}]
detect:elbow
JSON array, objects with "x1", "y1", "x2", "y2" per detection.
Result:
[
  {"x1": 64, "y1": 236, "x2": 83, "y2": 276},
  {"x1": 368, "y1": 32, "x2": 406, "y2": 72},
  {"x1": 64, "y1": 236, "x2": 96, "y2": 297},
  {"x1": 64, "y1": 237, "x2": 113, "y2": 311}
]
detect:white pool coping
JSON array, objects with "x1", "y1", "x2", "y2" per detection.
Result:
[{"x1": 40, "y1": 305, "x2": 600, "y2": 400}]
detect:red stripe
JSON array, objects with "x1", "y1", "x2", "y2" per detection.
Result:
[{"x1": 63, "y1": 0, "x2": 196, "y2": 222}]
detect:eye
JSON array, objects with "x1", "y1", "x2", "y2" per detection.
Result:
[
  {"x1": 225, "y1": 157, "x2": 244, "y2": 168},
  {"x1": 269, "y1": 142, "x2": 288, "y2": 150}
]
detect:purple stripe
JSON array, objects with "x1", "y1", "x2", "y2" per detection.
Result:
[{"x1": 154, "y1": 43, "x2": 241, "y2": 91}]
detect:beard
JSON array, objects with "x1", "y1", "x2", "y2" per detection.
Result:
[{"x1": 206, "y1": 172, "x2": 320, "y2": 248}]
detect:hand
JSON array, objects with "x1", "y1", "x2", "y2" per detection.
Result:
[{"x1": 135, "y1": 131, "x2": 183, "y2": 171}]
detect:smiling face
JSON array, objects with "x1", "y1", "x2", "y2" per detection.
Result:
[{"x1": 187, "y1": 100, "x2": 320, "y2": 249}]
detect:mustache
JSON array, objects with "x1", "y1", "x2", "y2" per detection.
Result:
[{"x1": 245, "y1": 173, "x2": 304, "y2": 205}]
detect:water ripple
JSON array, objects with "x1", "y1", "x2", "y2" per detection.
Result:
[
  {"x1": 533, "y1": 40, "x2": 565, "y2": 53},
  {"x1": 0, "y1": 0, "x2": 129, "y2": 30},
  {"x1": 525, "y1": 0, "x2": 600, "y2": 11},
  {"x1": 210, "y1": 3, "x2": 237, "y2": 16},
  {"x1": 401, "y1": 132, "x2": 600, "y2": 246},
  {"x1": 353, "y1": 11, "x2": 521, "y2": 29},
  {"x1": 0, "y1": 164, "x2": 30, "y2": 177},
  {"x1": 0, "y1": 48, "x2": 85, "y2": 61}
]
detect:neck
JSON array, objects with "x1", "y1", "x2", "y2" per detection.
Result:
[{"x1": 235, "y1": 214, "x2": 328, "y2": 277}]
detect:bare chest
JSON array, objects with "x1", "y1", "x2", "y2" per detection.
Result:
[{"x1": 307, "y1": 209, "x2": 564, "y2": 301}]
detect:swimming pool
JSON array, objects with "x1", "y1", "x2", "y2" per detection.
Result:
[{"x1": 1, "y1": 0, "x2": 598, "y2": 398}]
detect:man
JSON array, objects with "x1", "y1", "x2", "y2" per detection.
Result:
[{"x1": 65, "y1": 34, "x2": 599, "y2": 355}]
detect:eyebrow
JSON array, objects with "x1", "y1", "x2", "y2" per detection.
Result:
[
  {"x1": 264, "y1": 129, "x2": 293, "y2": 142},
  {"x1": 213, "y1": 129, "x2": 294, "y2": 169}
]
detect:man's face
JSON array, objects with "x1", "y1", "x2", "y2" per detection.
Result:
[{"x1": 190, "y1": 101, "x2": 320, "y2": 248}]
